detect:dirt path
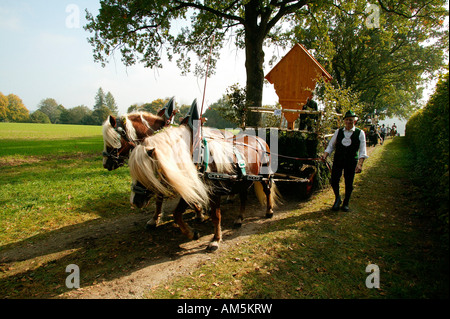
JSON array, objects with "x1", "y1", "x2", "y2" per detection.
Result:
[
  {"x1": 59, "y1": 204, "x2": 292, "y2": 299},
  {"x1": 0, "y1": 192, "x2": 301, "y2": 299}
]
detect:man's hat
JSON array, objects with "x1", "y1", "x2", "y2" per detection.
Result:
[{"x1": 343, "y1": 110, "x2": 357, "y2": 119}]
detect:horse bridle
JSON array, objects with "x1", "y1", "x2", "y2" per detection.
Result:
[
  {"x1": 131, "y1": 182, "x2": 153, "y2": 197},
  {"x1": 104, "y1": 109, "x2": 178, "y2": 167},
  {"x1": 103, "y1": 117, "x2": 135, "y2": 165}
]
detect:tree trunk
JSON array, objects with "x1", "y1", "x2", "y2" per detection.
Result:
[{"x1": 244, "y1": 0, "x2": 265, "y2": 127}]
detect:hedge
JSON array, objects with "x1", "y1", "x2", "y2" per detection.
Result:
[{"x1": 405, "y1": 72, "x2": 449, "y2": 234}]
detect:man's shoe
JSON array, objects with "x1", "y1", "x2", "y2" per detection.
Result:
[
  {"x1": 332, "y1": 196, "x2": 341, "y2": 211},
  {"x1": 341, "y1": 200, "x2": 350, "y2": 212}
]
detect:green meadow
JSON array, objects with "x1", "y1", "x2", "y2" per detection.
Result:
[
  {"x1": 0, "y1": 123, "x2": 103, "y2": 158},
  {"x1": 0, "y1": 122, "x2": 134, "y2": 246}
]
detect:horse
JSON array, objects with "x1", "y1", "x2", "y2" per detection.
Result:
[
  {"x1": 102, "y1": 97, "x2": 177, "y2": 171},
  {"x1": 102, "y1": 97, "x2": 199, "y2": 227},
  {"x1": 128, "y1": 124, "x2": 279, "y2": 251},
  {"x1": 102, "y1": 98, "x2": 231, "y2": 229}
]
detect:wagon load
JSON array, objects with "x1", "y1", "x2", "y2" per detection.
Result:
[
  {"x1": 265, "y1": 43, "x2": 332, "y2": 130},
  {"x1": 250, "y1": 44, "x2": 333, "y2": 197}
]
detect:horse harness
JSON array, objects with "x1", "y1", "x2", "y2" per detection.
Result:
[
  {"x1": 198, "y1": 135, "x2": 272, "y2": 183},
  {"x1": 102, "y1": 116, "x2": 133, "y2": 162}
]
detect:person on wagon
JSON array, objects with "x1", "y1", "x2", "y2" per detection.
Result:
[{"x1": 321, "y1": 110, "x2": 368, "y2": 212}]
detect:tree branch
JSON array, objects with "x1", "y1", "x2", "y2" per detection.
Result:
[
  {"x1": 377, "y1": 0, "x2": 436, "y2": 19},
  {"x1": 173, "y1": 0, "x2": 245, "y2": 24},
  {"x1": 266, "y1": 0, "x2": 308, "y2": 34}
]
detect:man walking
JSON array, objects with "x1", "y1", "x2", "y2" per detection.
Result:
[{"x1": 321, "y1": 110, "x2": 368, "y2": 211}]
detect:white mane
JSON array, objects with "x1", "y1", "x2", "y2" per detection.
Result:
[
  {"x1": 129, "y1": 125, "x2": 211, "y2": 208},
  {"x1": 102, "y1": 117, "x2": 121, "y2": 149},
  {"x1": 102, "y1": 115, "x2": 139, "y2": 151}
]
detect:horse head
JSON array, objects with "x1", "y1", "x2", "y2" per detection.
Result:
[
  {"x1": 129, "y1": 147, "x2": 159, "y2": 209},
  {"x1": 130, "y1": 180, "x2": 154, "y2": 209},
  {"x1": 102, "y1": 115, "x2": 135, "y2": 171},
  {"x1": 102, "y1": 102, "x2": 176, "y2": 171}
]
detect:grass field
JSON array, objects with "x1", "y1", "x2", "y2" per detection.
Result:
[
  {"x1": 0, "y1": 123, "x2": 103, "y2": 159},
  {"x1": 0, "y1": 122, "x2": 133, "y2": 246}
]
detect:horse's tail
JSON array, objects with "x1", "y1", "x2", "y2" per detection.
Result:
[{"x1": 254, "y1": 180, "x2": 281, "y2": 208}]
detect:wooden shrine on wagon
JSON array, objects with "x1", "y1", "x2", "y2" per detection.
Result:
[
  {"x1": 265, "y1": 43, "x2": 332, "y2": 130},
  {"x1": 246, "y1": 44, "x2": 334, "y2": 197}
]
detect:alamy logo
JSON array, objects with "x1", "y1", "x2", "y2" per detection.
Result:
[
  {"x1": 365, "y1": 264, "x2": 380, "y2": 288},
  {"x1": 65, "y1": 264, "x2": 80, "y2": 289},
  {"x1": 365, "y1": 4, "x2": 380, "y2": 29},
  {"x1": 65, "y1": 4, "x2": 81, "y2": 29}
]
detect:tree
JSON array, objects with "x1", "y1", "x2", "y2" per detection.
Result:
[
  {"x1": 30, "y1": 110, "x2": 51, "y2": 123},
  {"x1": 105, "y1": 91, "x2": 119, "y2": 115},
  {"x1": 94, "y1": 87, "x2": 106, "y2": 110},
  {"x1": 141, "y1": 98, "x2": 170, "y2": 114},
  {"x1": 59, "y1": 105, "x2": 92, "y2": 124},
  {"x1": 85, "y1": 0, "x2": 448, "y2": 124},
  {"x1": 203, "y1": 96, "x2": 238, "y2": 129},
  {"x1": 0, "y1": 92, "x2": 7, "y2": 121},
  {"x1": 38, "y1": 98, "x2": 65, "y2": 124},
  {"x1": 214, "y1": 84, "x2": 247, "y2": 128},
  {"x1": 85, "y1": 0, "x2": 321, "y2": 126},
  {"x1": 91, "y1": 104, "x2": 112, "y2": 125},
  {"x1": 6, "y1": 94, "x2": 29, "y2": 122},
  {"x1": 174, "y1": 103, "x2": 192, "y2": 124},
  {"x1": 127, "y1": 98, "x2": 172, "y2": 114},
  {"x1": 295, "y1": 0, "x2": 448, "y2": 119}
]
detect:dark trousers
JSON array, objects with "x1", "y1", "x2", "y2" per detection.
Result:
[{"x1": 331, "y1": 159, "x2": 357, "y2": 202}]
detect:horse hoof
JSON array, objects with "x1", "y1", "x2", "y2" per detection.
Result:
[
  {"x1": 265, "y1": 212, "x2": 273, "y2": 219},
  {"x1": 193, "y1": 230, "x2": 200, "y2": 240},
  {"x1": 233, "y1": 218, "x2": 243, "y2": 228},
  {"x1": 207, "y1": 241, "x2": 219, "y2": 252}
]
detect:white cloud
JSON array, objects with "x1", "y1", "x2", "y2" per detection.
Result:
[{"x1": 0, "y1": 6, "x2": 23, "y2": 31}]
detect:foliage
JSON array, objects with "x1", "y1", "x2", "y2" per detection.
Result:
[
  {"x1": 84, "y1": 0, "x2": 328, "y2": 126},
  {"x1": 30, "y1": 110, "x2": 51, "y2": 124},
  {"x1": 0, "y1": 92, "x2": 7, "y2": 121},
  {"x1": 59, "y1": 105, "x2": 92, "y2": 125},
  {"x1": 214, "y1": 84, "x2": 247, "y2": 128},
  {"x1": 405, "y1": 72, "x2": 449, "y2": 234},
  {"x1": 94, "y1": 87, "x2": 118, "y2": 116},
  {"x1": 0, "y1": 88, "x2": 121, "y2": 126},
  {"x1": 128, "y1": 98, "x2": 171, "y2": 114},
  {"x1": 202, "y1": 97, "x2": 237, "y2": 129},
  {"x1": 4, "y1": 93, "x2": 30, "y2": 123},
  {"x1": 295, "y1": 0, "x2": 448, "y2": 120},
  {"x1": 84, "y1": 0, "x2": 448, "y2": 125},
  {"x1": 37, "y1": 98, "x2": 65, "y2": 124},
  {"x1": 316, "y1": 77, "x2": 365, "y2": 135},
  {"x1": 105, "y1": 91, "x2": 119, "y2": 115}
]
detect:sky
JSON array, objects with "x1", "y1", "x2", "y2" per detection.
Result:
[
  {"x1": 0, "y1": 0, "x2": 445, "y2": 132},
  {"x1": 0, "y1": 0, "x2": 280, "y2": 116}
]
